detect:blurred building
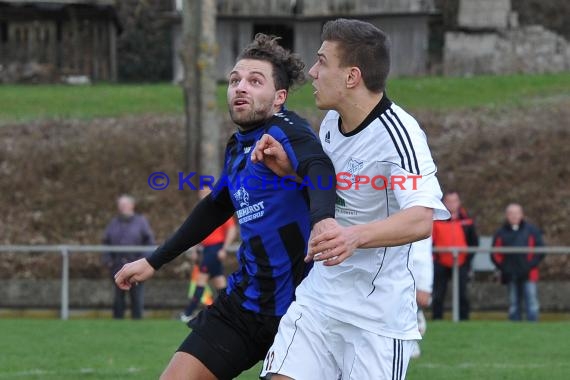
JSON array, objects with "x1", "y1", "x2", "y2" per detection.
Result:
[
  {"x1": 171, "y1": 0, "x2": 437, "y2": 83},
  {"x1": 443, "y1": 0, "x2": 570, "y2": 75},
  {"x1": 0, "y1": 0, "x2": 120, "y2": 83}
]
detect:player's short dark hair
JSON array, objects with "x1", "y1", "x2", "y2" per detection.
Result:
[
  {"x1": 321, "y1": 18, "x2": 390, "y2": 93},
  {"x1": 238, "y1": 33, "x2": 305, "y2": 91}
]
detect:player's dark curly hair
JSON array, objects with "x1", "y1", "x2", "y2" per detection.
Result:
[{"x1": 238, "y1": 33, "x2": 305, "y2": 91}]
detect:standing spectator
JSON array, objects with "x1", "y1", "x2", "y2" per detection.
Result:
[
  {"x1": 411, "y1": 236, "x2": 433, "y2": 359},
  {"x1": 491, "y1": 203, "x2": 545, "y2": 322},
  {"x1": 180, "y1": 188, "x2": 238, "y2": 323},
  {"x1": 432, "y1": 191, "x2": 479, "y2": 320},
  {"x1": 103, "y1": 194, "x2": 155, "y2": 319}
]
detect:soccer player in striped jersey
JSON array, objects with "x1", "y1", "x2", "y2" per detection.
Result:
[
  {"x1": 114, "y1": 34, "x2": 336, "y2": 380},
  {"x1": 253, "y1": 19, "x2": 450, "y2": 379}
]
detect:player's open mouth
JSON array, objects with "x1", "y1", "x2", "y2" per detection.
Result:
[{"x1": 233, "y1": 98, "x2": 250, "y2": 106}]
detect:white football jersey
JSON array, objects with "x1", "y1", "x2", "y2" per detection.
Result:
[
  {"x1": 295, "y1": 96, "x2": 449, "y2": 340},
  {"x1": 412, "y1": 236, "x2": 434, "y2": 293}
]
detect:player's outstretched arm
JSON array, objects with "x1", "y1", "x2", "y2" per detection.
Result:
[
  {"x1": 308, "y1": 206, "x2": 433, "y2": 266},
  {"x1": 114, "y1": 258, "x2": 155, "y2": 290},
  {"x1": 254, "y1": 126, "x2": 337, "y2": 230},
  {"x1": 250, "y1": 134, "x2": 298, "y2": 179},
  {"x1": 115, "y1": 191, "x2": 235, "y2": 290},
  {"x1": 138, "y1": 191, "x2": 235, "y2": 276}
]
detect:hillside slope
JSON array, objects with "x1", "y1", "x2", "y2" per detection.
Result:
[{"x1": 1, "y1": 101, "x2": 568, "y2": 279}]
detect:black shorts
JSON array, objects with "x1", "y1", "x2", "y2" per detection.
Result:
[
  {"x1": 178, "y1": 292, "x2": 281, "y2": 380},
  {"x1": 199, "y1": 243, "x2": 224, "y2": 278}
]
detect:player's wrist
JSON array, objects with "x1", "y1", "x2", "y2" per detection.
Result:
[
  {"x1": 348, "y1": 224, "x2": 366, "y2": 248},
  {"x1": 145, "y1": 256, "x2": 161, "y2": 271}
]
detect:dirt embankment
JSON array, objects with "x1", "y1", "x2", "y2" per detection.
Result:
[{"x1": 1, "y1": 101, "x2": 568, "y2": 279}]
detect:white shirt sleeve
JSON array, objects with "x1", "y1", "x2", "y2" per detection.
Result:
[
  {"x1": 412, "y1": 236, "x2": 434, "y2": 293},
  {"x1": 390, "y1": 126, "x2": 449, "y2": 221}
]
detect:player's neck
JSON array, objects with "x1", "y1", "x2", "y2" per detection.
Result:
[{"x1": 338, "y1": 92, "x2": 383, "y2": 134}]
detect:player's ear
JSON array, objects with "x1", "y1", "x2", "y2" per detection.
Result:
[
  {"x1": 274, "y1": 89, "x2": 287, "y2": 107},
  {"x1": 346, "y1": 67, "x2": 361, "y2": 89}
]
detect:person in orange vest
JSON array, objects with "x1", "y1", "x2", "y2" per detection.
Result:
[
  {"x1": 432, "y1": 191, "x2": 479, "y2": 320},
  {"x1": 180, "y1": 188, "x2": 238, "y2": 323},
  {"x1": 491, "y1": 203, "x2": 544, "y2": 321}
]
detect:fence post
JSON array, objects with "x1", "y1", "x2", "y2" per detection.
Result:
[
  {"x1": 452, "y1": 248, "x2": 459, "y2": 322},
  {"x1": 60, "y1": 246, "x2": 69, "y2": 320}
]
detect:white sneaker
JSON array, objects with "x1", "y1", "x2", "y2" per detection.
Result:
[
  {"x1": 410, "y1": 340, "x2": 421, "y2": 359},
  {"x1": 179, "y1": 313, "x2": 193, "y2": 323}
]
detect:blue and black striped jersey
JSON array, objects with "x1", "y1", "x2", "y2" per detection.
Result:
[
  {"x1": 213, "y1": 110, "x2": 334, "y2": 316},
  {"x1": 148, "y1": 109, "x2": 336, "y2": 317}
]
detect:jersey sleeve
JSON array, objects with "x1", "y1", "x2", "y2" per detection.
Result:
[
  {"x1": 388, "y1": 123, "x2": 449, "y2": 221},
  {"x1": 146, "y1": 140, "x2": 236, "y2": 270},
  {"x1": 266, "y1": 123, "x2": 325, "y2": 176},
  {"x1": 146, "y1": 191, "x2": 235, "y2": 270},
  {"x1": 265, "y1": 118, "x2": 336, "y2": 226}
]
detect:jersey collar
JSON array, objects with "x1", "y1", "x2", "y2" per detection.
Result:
[{"x1": 338, "y1": 94, "x2": 392, "y2": 137}]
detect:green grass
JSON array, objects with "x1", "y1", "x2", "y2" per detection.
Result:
[
  {"x1": 386, "y1": 72, "x2": 570, "y2": 111},
  {"x1": 0, "y1": 319, "x2": 569, "y2": 379},
  {"x1": 0, "y1": 84, "x2": 183, "y2": 122},
  {"x1": 1, "y1": 72, "x2": 568, "y2": 123}
]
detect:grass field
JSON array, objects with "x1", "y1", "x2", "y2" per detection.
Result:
[
  {"x1": 1, "y1": 72, "x2": 568, "y2": 123},
  {"x1": 1, "y1": 319, "x2": 568, "y2": 379}
]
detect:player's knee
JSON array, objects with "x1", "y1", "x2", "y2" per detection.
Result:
[
  {"x1": 158, "y1": 367, "x2": 175, "y2": 380},
  {"x1": 160, "y1": 352, "x2": 216, "y2": 380}
]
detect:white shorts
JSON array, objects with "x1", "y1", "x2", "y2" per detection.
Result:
[{"x1": 260, "y1": 302, "x2": 414, "y2": 380}]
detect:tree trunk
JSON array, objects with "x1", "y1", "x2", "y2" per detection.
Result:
[
  {"x1": 180, "y1": 0, "x2": 219, "y2": 191},
  {"x1": 199, "y1": 0, "x2": 220, "y2": 179},
  {"x1": 180, "y1": 0, "x2": 201, "y2": 178}
]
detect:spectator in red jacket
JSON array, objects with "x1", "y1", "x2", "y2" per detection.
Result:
[
  {"x1": 491, "y1": 203, "x2": 545, "y2": 322},
  {"x1": 432, "y1": 191, "x2": 479, "y2": 320}
]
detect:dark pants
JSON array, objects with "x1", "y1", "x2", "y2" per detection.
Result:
[
  {"x1": 113, "y1": 282, "x2": 144, "y2": 319},
  {"x1": 432, "y1": 262, "x2": 470, "y2": 320},
  {"x1": 200, "y1": 243, "x2": 225, "y2": 278}
]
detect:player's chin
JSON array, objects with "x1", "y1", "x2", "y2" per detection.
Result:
[{"x1": 314, "y1": 98, "x2": 329, "y2": 110}]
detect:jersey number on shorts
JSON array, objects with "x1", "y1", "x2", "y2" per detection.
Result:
[{"x1": 265, "y1": 350, "x2": 275, "y2": 371}]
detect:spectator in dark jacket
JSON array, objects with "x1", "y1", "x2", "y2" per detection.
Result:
[
  {"x1": 432, "y1": 191, "x2": 479, "y2": 320},
  {"x1": 491, "y1": 203, "x2": 544, "y2": 322},
  {"x1": 103, "y1": 194, "x2": 155, "y2": 319}
]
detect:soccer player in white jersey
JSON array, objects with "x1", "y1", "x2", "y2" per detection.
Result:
[
  {"x1": 410, "y1": 236, "x2": 434, "y2": 359},
  {"x1": 252, "y1": 19, "x2": 450, "y2": 379}
]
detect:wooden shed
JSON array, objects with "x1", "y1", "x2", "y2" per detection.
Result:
[
  {"x1": 0, "y1": 0, "x2": 119, "y2": 83},
  {"x1": 172, "y1": 0, "x2": 437, "y2": 82}
]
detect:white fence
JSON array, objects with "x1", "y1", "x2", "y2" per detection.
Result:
[
  {"x1": 0, "y1": 245, "x2": 569, "y2": 321},
  {"x1": 433, "y1": 246, "x2": 570, "y2": 321}
]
